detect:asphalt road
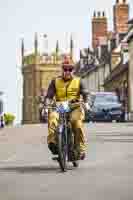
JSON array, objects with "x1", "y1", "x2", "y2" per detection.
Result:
[{"x1": 0, "y1": 123, "x2": 133, "y2": 200}]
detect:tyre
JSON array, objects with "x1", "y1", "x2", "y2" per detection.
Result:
[
  {"x1": 72, "y1": 161, "x2": 79, "y2": 168},
  {"x1": 57, "y1": 131, "x2": 67, "y2": 172}
]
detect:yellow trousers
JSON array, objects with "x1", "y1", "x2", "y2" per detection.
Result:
[{"x1": 47, "y1": 107, "x2": 87, "y2": 153}]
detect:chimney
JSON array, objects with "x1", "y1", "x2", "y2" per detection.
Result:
[
  {"x1": 92, "y1": 11, "x2": 108, "y2": 49},
  {"x1": 113, "y1": 0, "x2": 129, "y2": 34}
]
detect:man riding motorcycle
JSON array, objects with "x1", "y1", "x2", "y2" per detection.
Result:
[{"x1": 45, "y1": 56, "x2": 90, "y2": 160}]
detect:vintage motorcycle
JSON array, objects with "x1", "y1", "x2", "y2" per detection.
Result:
[{"x1": 48, "y1": 101, "x2": 83, "y2": 172}]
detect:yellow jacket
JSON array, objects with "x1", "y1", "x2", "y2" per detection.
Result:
[
  {"x1": 55, "y1": 77, "x2": 80, "y2": 101},
  {"x1": 45, "y1": 76, "x2": 89, "y2": 103}
]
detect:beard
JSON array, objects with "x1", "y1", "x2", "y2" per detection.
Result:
[{"x1": 63, "y1": 73, "x2": 72, "y2": 80}]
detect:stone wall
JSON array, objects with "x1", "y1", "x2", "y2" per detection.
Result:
[{"x1": 22, "y1": 63, "x2": 61, "y2": 124}]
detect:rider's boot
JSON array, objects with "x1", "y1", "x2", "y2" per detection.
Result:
[
  {"x1": 75, "y1": 146, "x2": 86, "y2": 160},
  {"x1": 48, "y1": 143, "x2": 58, "y2": 155},
  {"x1": 79, "y1": 152, "x2": 86, "y2": 160}
]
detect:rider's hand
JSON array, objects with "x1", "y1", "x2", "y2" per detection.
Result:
[
  {"x1": 84, "y1": 103, "x2": 91, "y2": 111},
  {"x1": 45, "y1": 108, "x2": 48, "y2": 113},
  {"x1": 44, "y1": 98, "x2": 50, "y2": 106}
]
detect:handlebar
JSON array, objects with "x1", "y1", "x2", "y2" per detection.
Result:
[{"x1": 44, "y1": 101, "x2": 86, "y2": 111}]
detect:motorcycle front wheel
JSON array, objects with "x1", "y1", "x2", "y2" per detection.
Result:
[{"x1": 57, "y1": 132, "x2": 67, "y2": 172}]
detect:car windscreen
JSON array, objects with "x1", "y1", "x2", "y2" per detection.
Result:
[{"x1": 93, "y1": 94, "x2": 118, "y2": 105}]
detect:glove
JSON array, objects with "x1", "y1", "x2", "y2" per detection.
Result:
[
  {"x1": 45, "y1": 108, "x2": 48, "y2": 114},
  {"x1": 84, "y1": 103, "x2": 90, "y2": 111},
  {"x1": 44, "y1": 98, "x2": 54, "y2": 107},
  {"x1": 41, "y1": 107, "x2": 48, "y2": 116}
]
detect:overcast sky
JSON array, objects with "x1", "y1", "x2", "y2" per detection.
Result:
[{"x1": 0, "y1": 0, "x2": 132, "y2": 123}]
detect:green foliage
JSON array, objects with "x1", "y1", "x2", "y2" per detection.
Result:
[{"x1": 4, "y1": 113, "x2": 15, "y2": 125}]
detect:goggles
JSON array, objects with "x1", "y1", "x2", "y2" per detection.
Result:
[{"x1": 63, "y1": 68, "x2": 73, "y2": 72}]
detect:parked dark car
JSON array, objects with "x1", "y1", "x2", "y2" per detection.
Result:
[{"x1": 85, "y1": 92, "x2": 125, "y2": 122}]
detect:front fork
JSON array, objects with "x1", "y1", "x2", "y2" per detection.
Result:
[{"x1": 57, "y1": 116, "x2": 77, "y2": 161}]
